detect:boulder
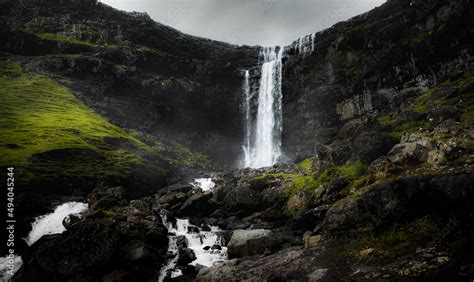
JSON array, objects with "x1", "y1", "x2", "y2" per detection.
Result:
[
  {"x1": 178, "y1": 248, "x2": 197, "y2": 266},
  {"x1": 178, "y1": 191, "x2": 217, "y2": 217},
  {"x1": 227, "y1": 229, "x2": 272, "y2": 258},
  {"x1": 222, "y1": 184, "x2": 262, "y2": 216},
  {"x1": 388, "y1": 134, "x2": 433, "y2": 164}
]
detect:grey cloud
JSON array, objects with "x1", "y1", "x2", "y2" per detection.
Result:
[{"x1": 100, "y1": 0, "x2": 386, "y2": 46}]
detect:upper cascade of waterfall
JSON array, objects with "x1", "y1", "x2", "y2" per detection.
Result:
[
  {"x1": 293, "y1": 33, "x2": 316, "y2": 55},
  {"x1": 242, "y1": 46, "x2": 284, "y2": 169},
  {"x1": 241, "y1": 32, "x2": 318, "y2": 168}
]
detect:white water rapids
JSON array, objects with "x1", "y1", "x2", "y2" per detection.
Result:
[
  {"x1": 191, "y1": 178, "x2": 215, "y2": 192},
  {"x1": 158, "y1": 178, "x2": 226, "y2": 281},
  {"x1": 158, "y1": 212, "x2": 227, "y2": 281},
  {"x1": 0, "y1": 202, "x2": 88, "y2": 281}
]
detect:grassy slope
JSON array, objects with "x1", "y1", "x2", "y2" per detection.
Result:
[{"x1": 0, "y1": 60, "x2": 208, "y2": 189}]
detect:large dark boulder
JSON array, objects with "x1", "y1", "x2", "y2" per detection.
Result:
[{"x1": 227, "y1": 229, "x2": 273, "y2": 258}]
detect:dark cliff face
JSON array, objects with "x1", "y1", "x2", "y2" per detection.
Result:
[
  {"x1": 1, "y1": 0, "x2": 259, "y2": 166},
  {"x1": 280, "y1": 0, "x2": 473, "y2": 162}
]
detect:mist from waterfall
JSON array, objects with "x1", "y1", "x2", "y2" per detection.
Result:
[{"x1": 242, "y1": 46, "x2": 283, "y2": 168}]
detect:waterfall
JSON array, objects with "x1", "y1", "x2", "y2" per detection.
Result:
[
  {"x1": 243, "y1": 46, "x2": 283, "y2": 168},
  {"x1": 242, "y1": 70, "x2": 252, "y2": 168},
  {"x1": 296, "y1": 33, "x2": 316, "y2": 55}
]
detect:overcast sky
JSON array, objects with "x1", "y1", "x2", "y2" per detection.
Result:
[{"x1": 99, "y1": 0, "x2": 386, "y2": 46}]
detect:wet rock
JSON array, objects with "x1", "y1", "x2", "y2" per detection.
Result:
[
  {"x1": 62, "y1": 213, "x2": 81, "y2": 229},
  {"x1": 177, "y1": 248, "x2": 197, "y2": 266},
  {"x1": 123, "y1": 240, "x2": 150, "y2": 261},
  {"x1": 157, "y1": 191, "x2": 187, "y2": 210},
  {"x1": 222, "y1": 184, "x2": 262, "y2": 216},
  {"x1": 88, "y1": 186, "x2": 127, "y2": 210},
  {"x1": 178, "y1": 191, "x2": 217, "y2": 217},
  {"x1": 227, "y1": 229, "x2": 272, "y2": 258},
  {"x1": 188, "y1": 226, "x2": 200, "y2": 233},
  {"x1": 156, "y1": 182, "x2": 194, "y2": 197},
  {"x1": 175, "y1": 235, "x2": 188, "y2": 249},
  {"x1": 388, "y1": 134, "x2": 433, "y2": 164}
]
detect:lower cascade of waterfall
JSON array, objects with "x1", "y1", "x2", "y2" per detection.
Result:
[
  {"x1": 158, "y1": 211, "x2": 227, "y2": 281},
  {"x1": 0, "y1": 202, "x2": 88, "y2": 280},
  {"x1": 242, "y1": 46, "x2": 284, "y2": 168}
]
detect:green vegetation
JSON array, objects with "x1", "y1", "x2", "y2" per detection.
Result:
[
  {"x1": 337, "y1": 161, "x2": 367, "y2": 182},
  {"x1": 388, "y1": 120, "x2": 434, "y2": 139},
  {"x1": 0, "y1": 60, "x2": 207, "y2": 187},
  {"x1": 100, "y1": 209, "x2": 116, "y2": 218},
  {"x1": 377, "y1": 114, "x2": 396, "y2": 126},
  {"x1": 358, "y1": 217, "x2": 438, "y2": 259},
  {"x1": 297, "y1": 158, "x2": 314, "y2": 171},
  {"x1": 283, "y1": 160, "x2": 368, "y2": 198},
  {"x1": 32, "y1": 32, "x2": 95, "y2": 47}
]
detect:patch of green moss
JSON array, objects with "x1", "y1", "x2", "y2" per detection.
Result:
[
  {"x1": 388, "y1": 120, "x2": 434, "y2": 139},
  {"x1": 292, "y1": 175, "x2": 319, "y2": 194},
  {"x1": 100, "y1": 209, "x2": 116, "y2": 218},
  {"x1": 359, "y1": 217, "x2": 438, "y2": 259},
  {"x1": 32, "y1": 32, "x2": 95, "y2": 47},
  {"x1": 377, "y1": 114, "x2": 397, "y2": 126},
  {"x1": 337, "y1": 161, "x2": 367, "y2": 182},
  {"x1": 297, "y1": 158, "x2": 313, "y2": 171}
]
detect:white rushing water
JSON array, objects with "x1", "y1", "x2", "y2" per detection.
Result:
[
  {"x1": 242, "y1": 70, "x2": 252, "y2": 168},
  {"x1": 296, "y1": 33, "x2": 316, "y2": 55},
  {"x1": 191, "y1": 178, "x2": 216, "y2": 192},
  {"x1": 26, "y1": 202, "x2": 88, "y2": 246},
  {"x1": 0, "y1": 202, "x2": 88, "y2": 281},
  {"x1": 243, "y1": 46, "x2": 284, "y2": 168},
  {"x1": 0, "y1": 256, "x2": 22, "y2": 281},
  {"x1": 158, "y1": 212, "x2": 227, "y2": 281}
]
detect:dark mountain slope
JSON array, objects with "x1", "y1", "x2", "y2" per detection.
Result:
[
  {"x1": 279, "y1": 0, "x2": 473, "y2": 163},
  {"x1": 1, "y1": 0, "x2": 259, "y2": 168}
]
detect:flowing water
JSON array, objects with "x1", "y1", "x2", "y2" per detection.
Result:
[
  {"x1": 296, "y1": 33, "x2": 315, "y2": 55},
  {"x1": 26, "y1": 202, "x2": 88, "y2": 245},
  {"x1": 158, "y1": 212, "x2": 227, "y2": 281},
  {"x1": 242, "y1": 70, "x2": 252, "y2": 168},
  {"x1": 191, "y1": 178, "x2": 216, "y2": 192},
  {"x1": 0, "y1": 202, "x2": 88, "y2": 281},
  {"x1": 243, "y1": 46, "x2": 284, "y2": 168}
]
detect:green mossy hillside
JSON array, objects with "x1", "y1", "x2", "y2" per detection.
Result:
[{"x1": 0, "y1": 60, "x2": 207, "y2": 189}]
